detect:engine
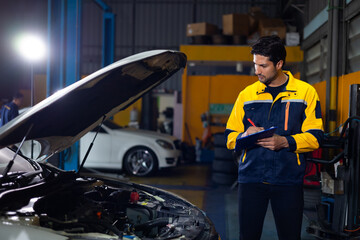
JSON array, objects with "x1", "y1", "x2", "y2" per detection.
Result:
[{"x1": 8, "y1": 177, "x2": 211, "y2": 240}]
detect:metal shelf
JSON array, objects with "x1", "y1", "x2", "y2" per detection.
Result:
[{"x1": 180, "y1": 45, "x2": 303, "y2": 63}]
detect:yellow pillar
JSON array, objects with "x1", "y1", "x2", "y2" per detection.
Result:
[{"x1": 329, "y1": 76, "x2": 338, "y2": 135}]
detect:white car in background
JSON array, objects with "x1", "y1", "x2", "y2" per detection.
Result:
[{"x1": 80, "y1": 120, "x2": 181, "y2": 176}]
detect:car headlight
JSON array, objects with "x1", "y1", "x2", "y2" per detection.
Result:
[{"x1": 156, "y1": 140, "x2": 174, "y2": 150}]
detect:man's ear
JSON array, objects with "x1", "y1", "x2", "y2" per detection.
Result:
[{"x1": 276, "y1": 60, "x2": 284, "y2": 70}]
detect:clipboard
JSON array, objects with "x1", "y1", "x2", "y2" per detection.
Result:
[{"x1": 235, "y1": 127, "x2": 277, "y2": 151}]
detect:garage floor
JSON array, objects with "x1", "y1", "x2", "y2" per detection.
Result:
[{"x1": 99, "y1": 162, "x2": 317, "y2": 240}]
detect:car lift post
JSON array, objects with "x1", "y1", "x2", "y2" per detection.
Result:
[{"x1": 47, "y1": 0, "x2": 82, "y2": 171}]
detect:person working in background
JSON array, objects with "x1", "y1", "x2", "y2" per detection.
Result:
[
  {"x1": 0, "y1": 92, "x2": 23, "y2": 127},
  {"x1": 225, "y1": 35, "x2": 324, "y2": 240}
]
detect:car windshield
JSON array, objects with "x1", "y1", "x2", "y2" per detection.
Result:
[{"x1": 103, "y1": 120, "x2": 123, "y2": 129}]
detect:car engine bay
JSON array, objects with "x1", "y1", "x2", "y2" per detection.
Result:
[{"x1": 0, "y1": 163, "x2": 217, "y2": 240}]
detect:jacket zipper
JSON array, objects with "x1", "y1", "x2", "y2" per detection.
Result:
[
  {"x1": 267, "y1": 96, "x2": 277, "y2": 120},
  {"x1": 285, "y1": 101, "x2": 290, "y2": 131},
  {"x1": 267, "y1": 93, "x2": 283, "y2": 120}
]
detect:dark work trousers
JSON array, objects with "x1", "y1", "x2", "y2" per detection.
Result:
[{"x1": 238, "y1": 183, "x2": 304, "y2": 240}]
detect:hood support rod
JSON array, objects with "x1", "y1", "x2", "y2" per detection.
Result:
[
  {"x1": 2, "y1": 124, "x2": 34, "y2": 180},
  {"x1": 77, "y1": 115, "x2": 106, "y2": 174}
]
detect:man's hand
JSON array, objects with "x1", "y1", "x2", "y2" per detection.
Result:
[
  {"x1": 242, "y1": 126, "x2": 264, "y2": 137},
  {"x1": 256, "y1": 134, "x2": 289, "y2": 151}
]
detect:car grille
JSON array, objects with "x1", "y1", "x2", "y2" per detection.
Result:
[{"x1": 173, "y1": 140, "x2": 181, "y2": 150}]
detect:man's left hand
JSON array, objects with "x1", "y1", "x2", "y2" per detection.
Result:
[{"x1": 256, "y1": 134, "x2": 289, "y2": 151}]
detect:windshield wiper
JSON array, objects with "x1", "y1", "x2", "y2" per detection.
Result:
[
  {"x1": 1, "y1": 124, "x2": 33, "y2": 180},
  {"x1": 77, "y1": 116, "x2": 106, "y2": 174}
]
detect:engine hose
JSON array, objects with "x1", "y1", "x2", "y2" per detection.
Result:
[{"x1": 134, "y1": 217, "x2": 171, "y2": 231}]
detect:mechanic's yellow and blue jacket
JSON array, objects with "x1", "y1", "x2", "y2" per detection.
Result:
[{"x1": 225, "y1": 71, "x2": 324, "y2": 185}]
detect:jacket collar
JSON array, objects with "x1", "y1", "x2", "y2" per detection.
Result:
[{"x1": 256, "y1": 70, "x2": 298, "y2": 94}]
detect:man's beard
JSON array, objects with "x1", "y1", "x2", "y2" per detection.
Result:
[{"x1": 257, "y1": 71, "x2": 279, "y2": 86}]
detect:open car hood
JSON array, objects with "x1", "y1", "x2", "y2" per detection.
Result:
[{"x1": 0, "y1": 50, "x2": 186, "y2": 159}]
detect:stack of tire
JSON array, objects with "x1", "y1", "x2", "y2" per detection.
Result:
[{"x1": 211, "y1": 132, "x2": 238, "y2": 185}]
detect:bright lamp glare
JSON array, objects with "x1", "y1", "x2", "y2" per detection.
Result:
[{"x1": 16, "y1": 34, "x2": 46, "y2": 61}]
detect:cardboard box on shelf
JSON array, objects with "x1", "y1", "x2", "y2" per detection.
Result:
[
  {"x1": 249, "y1": 6, "x2": 262, "y2": 14},
  {"x1": 258, "y1": 18, "x2": 286, "y2": 40},
  {"x1": 186, "y1": 22, "x2": 219, "y2": 37},
  {"x1": 248, "y1": 7, "x2": 266, "y2": 34},
  {"x1": 222, "y1": 13, "x2": 249, "y2": 36}
]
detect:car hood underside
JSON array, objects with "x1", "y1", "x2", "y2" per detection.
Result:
[{"x1": 0, "y1": 50, "x2": 186, "y2": 159}]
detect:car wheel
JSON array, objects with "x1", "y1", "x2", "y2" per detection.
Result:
[{"x1": 123, "y1": 147, "x2": 158, "y2": 177}]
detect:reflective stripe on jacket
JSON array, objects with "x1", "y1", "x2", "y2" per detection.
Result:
[{"x1": 225, "y1": 71, "x2": 324, "y2": 185}]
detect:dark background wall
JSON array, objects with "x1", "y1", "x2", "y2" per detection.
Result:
[
  {"x1": 0, "y1": 0, "x2": 310, "y2": 100},
  {"x1": 0, "y1": 0, "x2": 47, "y2": 101}
]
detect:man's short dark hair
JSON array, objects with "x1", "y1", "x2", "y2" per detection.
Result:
[
  {"x1": 251, "y1": 35, "x2": 286, "y2": 66},
  {"x1": 13, "y1": 91, "x2": 23, "y2": 99}
]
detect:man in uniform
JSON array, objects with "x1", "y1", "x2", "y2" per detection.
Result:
[
  {"x1": 225, "y1": 35, "x2": 324, "y2": 240},
  {"x1": 0, "y1": 92, "x2": 23, "y2": 127}
]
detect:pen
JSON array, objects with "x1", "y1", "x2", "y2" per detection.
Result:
[{"x1": 247, "y1": 118, "x2": 256, "y2": 127}]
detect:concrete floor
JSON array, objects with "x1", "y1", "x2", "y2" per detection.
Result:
[{"x1": 97, "y1": 162, "x2": 317, "y2": 240}]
